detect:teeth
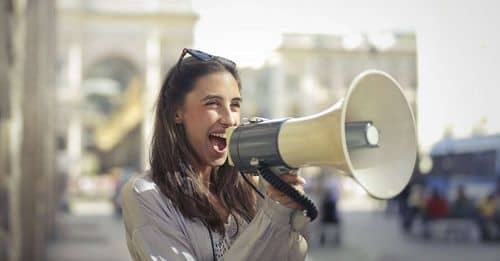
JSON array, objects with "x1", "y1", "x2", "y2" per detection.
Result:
[{"x1": 210, "y1": 133, "x2": 226, "y2": 139}]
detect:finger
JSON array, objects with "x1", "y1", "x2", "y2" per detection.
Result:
[
  {"x1": 267, "y1": 190, "x2": 290, "y2": 202},
  {"x1": 269, "y1": 190, "x2": 304, "y2": 206},
  {"x1": 266, "y1": 184, "x2": 304, "y2": 197},
  {"x1": 279, "y1": 199, "x2": 304, "y2": 210},
  {"x1": 280, "y1": 174, "x2": 306, "y2": 185},
  {"x1": 294, "y1": 185, "x2": 305, "y2": 194},
  {"x1": 266, "y1": 189, "x2": 285, "y2": 200},
  {"x1": 266, "y1": 188, "x2": 306, "y2": 210},
  {"x1": 277, "y1": 196, "x2": 296, "y2": 205},
  {"x1": 266, "y1": 186, "x2": 303, "y2": 197}
]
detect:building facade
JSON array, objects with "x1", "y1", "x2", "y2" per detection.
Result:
[
  {"x1": 56, "y1": 0, "x2": 198, "y2": 175},
  {"x1": 240, "y1": 32, "x2": 418, "y2": 120},
  {"x1": 0, "y1": 0, "x2": 197, "y2": 260}
]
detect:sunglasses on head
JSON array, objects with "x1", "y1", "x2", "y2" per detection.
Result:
[{"x1": 176, "y1": 48, "x2": 236, "y2": 73}]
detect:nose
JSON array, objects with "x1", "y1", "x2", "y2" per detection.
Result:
[{"x1": 219, "y1": 106, "x2": 238, "y2": 127}]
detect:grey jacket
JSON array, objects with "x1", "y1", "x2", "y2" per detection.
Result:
[{"x1": 121, "y1": 172, "x2": 309, "y2": 261}]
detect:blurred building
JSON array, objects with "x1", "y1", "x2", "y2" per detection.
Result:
[
  {"x1": 240, "y1": 32, "x2": 417, "y2": 119},
  {"x1": 1, "y1": 0, "x2": 57, "y2": 260},
  {"x1": 1, "y1": 0, "x2": 197, "y2": 260},
  {"x1": 424, "y1": 133, "x2": 500, "y2": 200},
  {"x1": 56, "y1": 0, "x2": 197, "y2": 175}
]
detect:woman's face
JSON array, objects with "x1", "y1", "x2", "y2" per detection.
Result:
[{"x1": 176, "y1": 71, "x2": 241, "y2": 168}]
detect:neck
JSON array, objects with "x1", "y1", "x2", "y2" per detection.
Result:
[
  {"x1": 199, "y1": 165, "x2": 212, "y2": 191},
  {"x1": 200, "y1": 166, "x2": 229, "y2": 221}
]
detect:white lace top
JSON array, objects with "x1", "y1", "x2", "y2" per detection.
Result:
[{"x1": 212, "y1": 214, "x2": 248, "y2": 260}]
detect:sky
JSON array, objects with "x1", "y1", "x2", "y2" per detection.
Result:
[
  {"x1": 190, "y1": 0, "x2": 500, "y2": 152},
  {"x1": 190, "y1": 0, "x2": 416, "y2": 68}
]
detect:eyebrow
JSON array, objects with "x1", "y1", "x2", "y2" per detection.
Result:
[{"x1": 200, "y1": 95, "x2": 242, "y2": 103}]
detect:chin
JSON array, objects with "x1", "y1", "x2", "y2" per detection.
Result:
[{"x1": 209, "y1": 155, "x2": 228, "y2": 167}]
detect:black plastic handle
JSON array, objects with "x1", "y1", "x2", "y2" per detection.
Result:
[{"x1": 258, "y1": 167, "x2": 318, "y2": 221}]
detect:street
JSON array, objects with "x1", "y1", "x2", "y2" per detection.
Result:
[
  {"x1": 47, "y1": 200, "x2": 499, "y2": 261},
  {"x1": 308, "y1": 212, "x2": 499, "y2": 261}
]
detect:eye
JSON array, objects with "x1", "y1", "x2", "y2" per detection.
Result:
[
  {"x1": 231, "y1": 102, "x2": 241, "y2": 108},
  {"x1": 205, "y1": 100, "x2": 219, "y2": 107}
]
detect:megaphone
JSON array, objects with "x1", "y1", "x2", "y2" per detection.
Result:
[{"x1": 226, "y1": 70, "x2": 417, "y2": 200}]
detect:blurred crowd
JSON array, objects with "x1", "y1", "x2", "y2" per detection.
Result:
[{"x1": 397, "y1": 178, "x2": 500, "y2": 241}]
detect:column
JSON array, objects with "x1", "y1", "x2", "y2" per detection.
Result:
[
  {"x1": 8, "y1": 0, "x2": 57, "y2": 260},
  {"x1": 142, "y1": 30, "x2": 161, "y2": 170},
  {"x1": 300, "y1": 56, "x2": 316, "y2": 115},
  {"x1": 268, "y1": 52, "x2": 286, "y2": 118},
  {"x1": 66, "y1": 43, "x2": 83, "y2": 178}
]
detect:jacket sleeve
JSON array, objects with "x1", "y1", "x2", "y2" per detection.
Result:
[
  {"x1": 223, "y1": 196, "x2": 309, "y2": 261},
  {"x1": 121, "y1": 176, "x2": 198, "y2": 261}
]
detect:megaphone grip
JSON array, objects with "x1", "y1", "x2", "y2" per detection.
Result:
[{"x1": 258, "y1": 167, "x2": 318, "y2": 221}]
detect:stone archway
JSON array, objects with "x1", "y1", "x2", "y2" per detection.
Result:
[{"x1": 81, "y1": 56, "x2": 143, "y2": 173}]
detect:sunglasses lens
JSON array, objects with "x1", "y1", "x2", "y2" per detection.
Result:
[
  {"x1": 216, "y1": 57, "x2": 236, "y2": 68},
  {"x1": 189, "y1": 49, "x2": 213, "y2": 61},
  {"x1": 179, "y1": 49, "x2": 236, "y2": 70}
]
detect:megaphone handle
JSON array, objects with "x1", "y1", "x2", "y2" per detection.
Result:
[{"x1": 258, "y1": 167, "x2": 318, "y2": 221}]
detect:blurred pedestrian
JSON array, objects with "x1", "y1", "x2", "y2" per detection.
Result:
[
  {"x1": 402, "y1": 183, "x2": 424, "y2": 233},
  {"x1": 319, "y1": 186, "x2": 341, "y2": 246},
  {"x1": 450, "y1": 185, "x2": 474, "y2": 218},
  {"x1": 56, "y1": 138, "x2": 70, "y2": 213},
  {"x1": 425, "y1": 188, "x2": 449, "y2": 219},
  {"x1": 477, "y1": 193, "x2": 498, "y2": 241},
  {"x1": 422, "y1": 188, "x2": 449, "y2": 238}
]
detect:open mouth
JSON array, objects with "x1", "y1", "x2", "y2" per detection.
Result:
[{"x1": 209, "y1": 132, "x2": 227, "y2": 152}]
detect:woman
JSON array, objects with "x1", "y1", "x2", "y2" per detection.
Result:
[{"x1": 121, "y1": 48, "x2": 309, "y2": 260}]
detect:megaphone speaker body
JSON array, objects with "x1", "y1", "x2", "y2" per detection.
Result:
[{"x1": 227, "y1": 70, "x2": 417, "y2": 199}]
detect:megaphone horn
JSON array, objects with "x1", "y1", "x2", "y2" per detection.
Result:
[{"x1": 226, "y1": 70, "x2": 417, "y2": 200}]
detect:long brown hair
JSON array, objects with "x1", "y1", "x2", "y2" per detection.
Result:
[{"x1": 150, "y1": 56, "x2": 256, "y2": 234}]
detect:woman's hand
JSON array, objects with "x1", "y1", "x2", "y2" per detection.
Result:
[{"x1": 265, "y1": 173, "x2": 306, "y2": 210}]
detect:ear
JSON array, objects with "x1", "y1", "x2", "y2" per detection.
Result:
[{"x1": 174, "y1": 109, "x2": 183, "y2": 124}]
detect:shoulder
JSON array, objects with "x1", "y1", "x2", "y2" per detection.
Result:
[
  {"x1": 121, "y1": 171, "x2": 181, "y2": 228},
  {"x1": 122, "y1": 171, "x2": 155, "y2": 194},
  {"x1": 121, "y1": 171, "x2": 159, "y2": 205},
  {"x1": 121, "y1": 173, "x2": 207, "y2": 259}
]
